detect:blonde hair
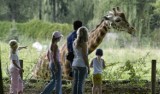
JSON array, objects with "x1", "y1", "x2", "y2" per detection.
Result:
[
  {"x1": 74, "y1": 26, "x2": 88, "y2": 47},
  {"x1": 9, "y1": 40, "x2": 18, "y2": 47}
]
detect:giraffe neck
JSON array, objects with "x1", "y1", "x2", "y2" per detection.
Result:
[{"x1": 88, "y1": 20, "x2": 110, "y2": 54}]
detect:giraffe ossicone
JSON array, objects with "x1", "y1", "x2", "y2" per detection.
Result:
[{"x1": 32, "y1": 7, "x2": 136, "y2": 80}]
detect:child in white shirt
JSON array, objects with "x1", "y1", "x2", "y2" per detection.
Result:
[
  {"x1": 90, "y1": 49, "x2": 106, "y2": 94},
  {"x1": 9, "y1": 40, "x2": 27, "y2": 94}
]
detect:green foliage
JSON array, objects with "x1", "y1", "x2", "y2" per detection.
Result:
[
  {"x1": 0, "y1": 21, "x2": 12, "y2": 40},
  {"x1": 123, "y1": 60, "x2": 141, "y2": 81},
  {"x1": 0, "y1": 0, "x2": 160, "y2": 41},
  {"x1": 150, "y1": 29, "x2": 160, "y2": 47},
  {"x1": 17, "y1": 20, "x2": 72, "y2": 40},
  {"x1": 6, "y1": 27, "x2": 19, "y2": 42},
  {"x1": 89, "y1": 48, "x2": 157, "y2": 81},
  {"x1": 0, "y1": 20, "x2": 72, "y2": 41},
  {"x1": 66, "y1": 0, "x2": 94, "y2": 25},
  {"x1": 150, "y1": 0, "x2": 160, "y2": 30},
  {"x1": 152, "y1": 0, "x2": 160, "y2": 14}
]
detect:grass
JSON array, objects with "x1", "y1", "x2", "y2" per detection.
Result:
[
  {"x1": 1, "y1": 41, "x2": 40, "y2": 79},
  {"x1": 1, "y1": 39, "x2": 160, "y2": 81},
  {"x1": 1, "y1": 37, "x2": 67, "y2": 79},
  {"x1": 89, "y1": 48, "x2": 160, "y2": 81},
  {"x1": 1, "y1": 35, "x2": 160, "y2": 94}
]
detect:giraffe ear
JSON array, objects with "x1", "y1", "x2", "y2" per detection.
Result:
[
  {"x1": 116, "y1": 7, "x2": 120, "y2": 12},
  {"x1": 113, "y1": 8, "x2": 117, "y2": 15}
]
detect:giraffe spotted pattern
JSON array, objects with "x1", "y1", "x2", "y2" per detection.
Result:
[{"x1": 32, "y1": 7, "x2": 136, "y2": 80}]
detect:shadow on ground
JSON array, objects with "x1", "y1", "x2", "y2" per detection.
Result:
[{"x1": 3, "y1": 79, "x2": 160, "y2": 94}]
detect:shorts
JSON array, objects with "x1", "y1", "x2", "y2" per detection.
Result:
[{"x1": 92, "y1": 73, "x2": 102, "y2": 85}]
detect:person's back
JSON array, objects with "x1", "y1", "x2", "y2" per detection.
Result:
[
  {"x1": 71, "y1": 26, "x2": 89, "y2": 94},
  {"x1": 66, "y1": 20, "x2": 82, "y2": 77},
  {"x1": 92, "y1": 57, "x2": 104, "y2": 74},
  {"x1": 72, "y1": 45, "x2": 86, "y2": 67},
  {"x1": 90, "y1": 49, "x2": 106, "y2": 94},
  {"x1": 47, "y1": 43, "x2": 60, "y2": 64},
  {"x1": 67, "y1": 31, "x2": 77, "y2": 53},
  {"x1": 66, "y1": 20, "x2": 82, "y2": 62}
]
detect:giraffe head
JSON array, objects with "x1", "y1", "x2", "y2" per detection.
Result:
[{"x1": 104, "y1": 7, "x2": 136, "y2": 36}]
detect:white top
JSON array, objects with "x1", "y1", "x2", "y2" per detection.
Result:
[
  {"x1": 72, "y1": 45, "x2": 87, "y2": 67},
  {"x1": 9, "y1": 49, "x2": 21, "y2": 70},
  {"x1": 48, "y1": 44, "x2": 60, "y2": 63},
  {"x1": 91, "y1": 57, "x2": 105, "y2": 74}
]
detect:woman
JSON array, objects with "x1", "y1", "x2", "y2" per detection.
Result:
[{"x1": 72, "y1": 26, "x2": 90, "y2": 94}]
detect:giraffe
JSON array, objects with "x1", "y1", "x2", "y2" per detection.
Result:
[{"x1": 32, "y1": 7, "x2": 136, "y2": 80}]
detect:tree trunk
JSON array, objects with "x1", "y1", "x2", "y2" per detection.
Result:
[
  {"x1": 39, "y1": 0, "x2": 42, "y2": 20},
  {"x1": 0, "y1": 47, "x2": 4, "y2": 94}
]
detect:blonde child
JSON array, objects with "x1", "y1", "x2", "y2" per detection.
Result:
[
  {"x1": 90, "y1": 49, "x2": 106, "y2": 94},
  {"x1": 9, "y1": 40, "x2": 27, "y2": 94}
]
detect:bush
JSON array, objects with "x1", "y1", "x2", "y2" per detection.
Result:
[{"x1": 0, "y1": 20, "x2": 72, "y2": 41}]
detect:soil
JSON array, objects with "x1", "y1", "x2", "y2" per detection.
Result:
[{"x1": 3, "y1": 79, "x2": 160, "y2": 94}]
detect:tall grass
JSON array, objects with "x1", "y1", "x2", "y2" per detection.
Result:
[
  {"x1": 89, "y1": 48, "x2": 160, "y2": 81},
  {"x1": 2, "y1": 39, "x2": 160, "y2": 80}
]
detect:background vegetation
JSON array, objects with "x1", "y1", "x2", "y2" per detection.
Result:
[{"x1": 1, "y1": 0, "x2": 160, "y2": 81}]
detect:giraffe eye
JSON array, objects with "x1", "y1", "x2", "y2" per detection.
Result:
[{"x1": 115, "y1": 18, "x2": 121, "y2": 22}]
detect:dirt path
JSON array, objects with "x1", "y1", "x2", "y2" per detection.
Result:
[{"x1": 3, "y1": 80, "x2": 160, "y2": 94}]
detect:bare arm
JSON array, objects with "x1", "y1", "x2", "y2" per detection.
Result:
[
  {"x1": 12, "y1": 60, "x2": 24, "y2": 72},
  {"x1": 82, "y1": 43, "x2": 89, "y2": 67},
  {"x1": 81, "y1": 43, "x2": 90, "y2": 74},
  {"x1": 102, "y1": 59, "x2": 106, "y2": 69},
  {"x1": 18, "y1": 46, "x2": 27, "y2": 50},
  {"x1": 47, "y1": 50, "x2": 50, "y2": 62},
  {"x1": 53, "y1": 44, "x2": 59, "y2": 63},
  {"x1": 12, "y1": 60, "x2": 21, "y2": 69},
  {"x1": 50, "y1": 44, "x2": 59, "y2": 71},
  {"x1": 90, "y1": 60, "x2": 93, "y2": 68}
]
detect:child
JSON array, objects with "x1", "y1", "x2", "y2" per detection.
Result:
[
  {"x1": 40, "y1": 31, "x2": 63, "y2": 94},
  {"x1": 9, "y1": 39, "x2": 27, "y2": 94},
  {"x1": 90, "y1": 49, "x2": 106, "y2": 94}
]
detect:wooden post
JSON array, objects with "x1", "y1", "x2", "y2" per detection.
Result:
[
  {"x1": 19, "y1": 60, "x2": 23, "y2": 79},
  {"x1": 0, "y1": 46, "x2": 4, "y2": 94},
  {"x1": 151, "y1": 60, "x2": 156, "y2": 94}
]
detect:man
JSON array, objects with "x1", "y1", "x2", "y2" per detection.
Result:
[{"x1": 67, "y1": 20, "x2": 82, "y2": 77}]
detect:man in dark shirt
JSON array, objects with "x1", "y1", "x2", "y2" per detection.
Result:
[{"x1": 67, "y1": 20, "x2": 82, "y2": 77}]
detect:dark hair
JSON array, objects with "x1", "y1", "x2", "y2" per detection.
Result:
[
  {"x1": 73, "y1": 20, "x2": 82, "y2": 30},
  {"x1": 96, "y1": 49, "x2": 103, "y2": 56}
]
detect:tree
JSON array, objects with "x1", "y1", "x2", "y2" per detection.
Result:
[{"x1": 150, "y1": 0, "x2": 160, "y2": 30}]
